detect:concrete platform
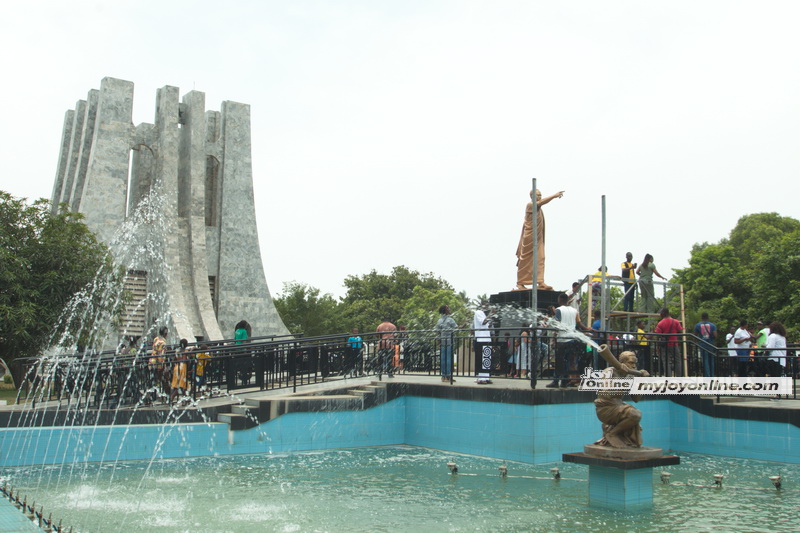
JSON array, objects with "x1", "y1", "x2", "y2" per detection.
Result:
[
  {"x1": 563, "y1": 451, "x2": 680, "y2": 470},
  {"x1": 584, "y1": 444, "x2": 665, "y2": 460}
]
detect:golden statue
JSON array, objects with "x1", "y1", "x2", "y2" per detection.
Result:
[
  {"x1": 515, "y1": 189, "x2": 564, "y2": 290},
  {"x1": 593, "y1": 345, "x2": 650, "y2": 448}
]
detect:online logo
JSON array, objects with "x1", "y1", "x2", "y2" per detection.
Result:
[{"x1": 578, "y1": 368, "x2": 791, "y2": 395}]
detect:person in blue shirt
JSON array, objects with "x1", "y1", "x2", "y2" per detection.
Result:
[
  {"x1": 694, "y1": 313, "x2": 717, "y2": 377},
  {"x1": 346, "y1": 328, "x2": 363, "y2": 377}
]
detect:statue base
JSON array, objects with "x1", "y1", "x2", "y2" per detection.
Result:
[
  {"x1": 489, "y1": 289, "x2": 560, "y2": 330},
  {"x1": 489, "y1": 288, "x2": 560, "y2": 311},
  {"x1": 583, "y1": 444, "x2": 665, "y2": 460},
  {"x1": 563, "y1": 451, "x2": 680, "y2": 511}
]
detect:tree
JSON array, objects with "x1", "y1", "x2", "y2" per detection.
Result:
[
  {"x1": 339, "y1": 266, "x2": 467, "y2": 333},
  {"x1": 675, "y1": 213, "x2": 800, "y2": 338},
  {"x1": 400, "y1": 286, "x2": 470, "y2": 330},
  {"x1": 750, "y1": 230, "x2": 800, "y2": 338},
  {"x1": 0, "y1": 192, "x2": 113, "y2": 363},
  {"x1": 273, "y1": 282, "x2": 344, "y2": 337}
]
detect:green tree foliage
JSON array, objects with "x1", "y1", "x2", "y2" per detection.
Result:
[
  {"x1": 399, "y1": 286, "x2": 470, "y2": 331},
  {"x1": 274, "y1": 266, "x2": 470, "y2": 337},
  {"x1": 273, "y1": 282, "x2": 345, "y2": 337},
  {"x1": 339, "y1": 266, "x2": 468, "y2": 333},
  {"x1": 0, "y1": 192, "x2": 113, "y2": 362},
  {"x1": 675, "y1": 213, "x2": 800, "y2": 339}
]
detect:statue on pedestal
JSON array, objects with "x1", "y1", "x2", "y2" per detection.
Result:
[
  {"x1": 515, "y1": 189, "x2": 564, "y2": 291},
  {"x1": 593, "y1": 345, "x2": 650, "y2": 448}
]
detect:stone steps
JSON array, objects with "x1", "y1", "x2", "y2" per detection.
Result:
[{"x1": 215, "y1": 381, "x2": 388, "y2": 431}]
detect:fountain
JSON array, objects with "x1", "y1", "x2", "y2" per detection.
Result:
[
  {"x1": 2, "y1": 446, "x2": 799, "y2": 532},
  {"x1": 3, "y1": 78, "x2": 799, "y2": 528}
]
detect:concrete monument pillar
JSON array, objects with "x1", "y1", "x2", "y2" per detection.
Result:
[{"x1": 50, "y1": 78, "x2": 289, "y2": 344}]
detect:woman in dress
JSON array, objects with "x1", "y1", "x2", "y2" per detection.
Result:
[{"x1": 636, "y1": 254, "x2": 667, "y2": 313}]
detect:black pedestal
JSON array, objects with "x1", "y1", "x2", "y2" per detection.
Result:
[{"x1": 489, "y1": 289, "x2": 560, "y2": 311}]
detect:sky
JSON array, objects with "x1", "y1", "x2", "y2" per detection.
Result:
[{"x1": 2, "y1": 1, "x2": 799, "y2": 302}]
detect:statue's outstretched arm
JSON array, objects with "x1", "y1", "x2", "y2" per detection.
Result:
[
  {"x1": 597, "y1": 345, "x2": 650, "y2": 377},
  {"x1": 598, "y1": 345, "x2": 626, "y2": 373}
]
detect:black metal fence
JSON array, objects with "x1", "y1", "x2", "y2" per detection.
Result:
[{"x1": 15, "y1": 328, "x2": 799, "y2": 407}]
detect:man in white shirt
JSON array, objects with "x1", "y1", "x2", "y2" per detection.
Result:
[
  {"x1": 726, "y1": 327, "x2": 737, "y2": 356},
  {"x1": 473, "y1": 302, "x2": 493, "y2": 384},
  {"x1": 566, "y1": 281, "x2": 582, "y2": 312},
  {"x1": 547, "y1": 293, "x2": 590, "y2": 388}
]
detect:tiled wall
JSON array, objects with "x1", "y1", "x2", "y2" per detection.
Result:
[
  {"x1": 2, "y1": 397, "x2": 800, "y2": 468},
  {"x1": 404, "y1": 397, "x2": 672, "y2": 463},
  {"x1": 588, "y1": 466, "x2": 652, "y2": 510},
  {"x1": 669, "y1": 405, "x2": 800, "y2": 463}
]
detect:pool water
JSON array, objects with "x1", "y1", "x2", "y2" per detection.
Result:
[{"x1": 7, "y1": 446, "x2": 798, "y2": 532}]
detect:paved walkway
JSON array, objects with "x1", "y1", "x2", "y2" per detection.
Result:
[{"x1": 2, "y1": 373, "x2": 798, "y2": 415}]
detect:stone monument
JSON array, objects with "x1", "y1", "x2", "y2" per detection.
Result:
[{"x1": 50, "y1": 77, "x2": 289, "y2": 342}]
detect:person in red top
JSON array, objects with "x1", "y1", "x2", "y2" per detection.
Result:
[
  {"x1": 655, "y1": 308, "x2": 684, "y2": 377},
  {"x1": 376, "y1": 317, "x2": 398, "y2": 378}
]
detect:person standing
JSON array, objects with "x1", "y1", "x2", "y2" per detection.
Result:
[
  {"x1": 636, "y1": 254, "x2": 667, "y2": 313},
  {"x1": 234, "y1": 320, "x2": 250, "y2": 343},
  {"x1": 473, "y1": 302, "x2": 493, "y2": 384},
  {"x1": 734, "y1": 320, "x2": 755, "y2": 377},
  {"x1": 346, "y1": 328, "x2": 363, "y2": 378},
  {"x1": 515, "y1": 189, "x2": 564, "y2": 290},
  {"x1": 654, "y1": 308, "x2": 684, "y2": 376},
  {"x1": 765, "y1": 322, "x2": 788, "y2": 375},
  {"x1": 754, "y1": 321, "x2": 770, "y2": 373},
  {"x1": 195, "y1": 344, "x2": 211, "y2": 395},
  {"x1": 148, "y1": 326, "x2": 168, "y2": 404},
  {"x1": 376, "y1": 317, "x2": 397, "y2": 378},
  {"x1": 635, "y1": 320, "x2": 650, "y2": 372},
  {"x1": 566, "y1": 281, "x2": 582, "y2": 312},
  {"x1": 170, "y1": 338, "x2": 189, "y2": 405},
  {"x1": 621, "y1": 252, "x2": 637, "y2": 312},
  {"x1": 694, "y1": 313, "x2": 717, "y2": 377},
  {"x1": 724, "y1": 326, "x2": 737, "y2": 375},
  {"x1": 517, "y1": 327, "x2": 532, "y2": 379},
  {"x1": 435, "y1": 305, "x2": 458, "y2": 383},
  {"x1": 547, "y1": 293, "x2": 590, "y2": 388},
  {"x1": 590, "y1": 309, "x2": 604, "y2": 370}
]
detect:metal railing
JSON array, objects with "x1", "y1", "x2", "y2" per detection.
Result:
[{"x1": 14, "y1": 328, "x2": 799, "y2": 407}]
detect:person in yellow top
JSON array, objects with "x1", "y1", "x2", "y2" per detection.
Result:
[
  {"x1": 635, "y1": 321, "x2": 648, "y2": 345},
  {"x1": 170, "y1": 339, "x2": 189, "y2": 405},
  {"x1": 634, "y1": 320, "x2": 650, "y2": 372},
  {"x1": 621, "y1": 252, "x2": 637, "y2": 312},
  {"x1": 195, "y1": 344, "x2": 211, "y2": 394},
  {"x1": 146, "y1": 327, "x2": 168, "y2": 405},
  {"x1": 590, "y1": 266, "x2": 619, "y2": 308}
]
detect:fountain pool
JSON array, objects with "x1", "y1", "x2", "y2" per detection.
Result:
[{"x1": 5, "y1": 445, "x2": 798, "y2": 533}]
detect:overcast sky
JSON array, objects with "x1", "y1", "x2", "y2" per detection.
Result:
[{"x1": 2, "y1": 1, "x2": 799, "y2": 302}]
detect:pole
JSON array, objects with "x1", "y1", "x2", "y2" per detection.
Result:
[
  {"x1": 600, "y1": 195, "x2": 607, "y2": 328},
  {"x1": 600, "y1": 195, "x2": 607, "y2": 370},
  {"x1": 531, "y1": 178, "x2": 539, "y2": 389},
  {"x1": 531, "y1": 178, "x2": 537, "y2": 315},
  {"x1": 680, "y1": 284, "x2": 688, "y2": 377}
]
